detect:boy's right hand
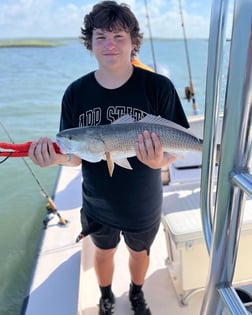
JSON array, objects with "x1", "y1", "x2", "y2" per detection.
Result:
[{"x1": 28, "y1": 137, "x2": 63, "y2": 167}]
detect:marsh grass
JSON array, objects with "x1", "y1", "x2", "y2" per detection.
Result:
[{"x1": 0, "y1": 38, "x2": 66, "y2": 48}]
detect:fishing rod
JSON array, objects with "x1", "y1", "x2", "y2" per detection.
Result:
[
  {"x1": 178, "y1": 0, "x2": 199, "y2": 115},
  {"x1": 144, "y1": 0, "x2": 157, "y2": 72},
  {"x1": 0, "y1": 121, "x2": 68, "y2": 228}
]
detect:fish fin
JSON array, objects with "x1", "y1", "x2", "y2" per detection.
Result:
[
  {"x1": 114, "y1": 158, "x2": 133, "y2": 170},
  {"x1": 139, "y1": 114, "x2": 199, "y2": 138},
  {"x1": 105, "y1": 152, "x2": 114, "y2": 177},
  {"x1": 111, "y1": 115, "x2": 135, "y2": 124}
]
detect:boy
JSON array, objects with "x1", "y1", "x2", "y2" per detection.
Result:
[{"x1": 29, "y1": 1, "x2": 189, "y2": 314}]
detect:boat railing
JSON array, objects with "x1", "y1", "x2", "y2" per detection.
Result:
[{"x1": 200, "y1": 0, "x2": 252, "y2": 314}]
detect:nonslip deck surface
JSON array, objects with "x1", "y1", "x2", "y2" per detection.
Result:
[{"x1": 23, "y1": 164, "x2": 252, "y2": 315}]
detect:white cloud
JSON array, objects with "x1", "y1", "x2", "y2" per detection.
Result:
[
  {"x1": 0, "y1": 0, "x2": 51, "y2": 37},
  {"x1": 134, "y1": 0, "x2": 210, "y2": 39},
  {"x1": 0, "y1": 0, "x2": 89, "y2": 38},
  {"x1": 0, "y1": 0, "x2": 216, "y2": 39}
]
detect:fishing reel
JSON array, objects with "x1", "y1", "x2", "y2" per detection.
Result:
[
  {"x1": 43, "y1": 201, "x2": 69, "y2": 229},
  {"x1": 184, "y1": 86, "x2": 193, "y2": 102}
]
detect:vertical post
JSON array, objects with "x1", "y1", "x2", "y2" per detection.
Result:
[
  {"x1": 200, "y1": 0, "x2": 252, "y2": 314},
  {"x1": 201, "y1": 0, "x2": 229, "y2": 254}
]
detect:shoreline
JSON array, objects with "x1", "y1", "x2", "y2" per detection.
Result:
[
  {"x1": 0, "y1": 38, "x2": 70, "y2": 48},
  {"x1": 0, "y1": 37, "x2": 213, "y2": 48}
]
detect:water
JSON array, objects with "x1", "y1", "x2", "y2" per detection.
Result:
[{"x1": 0, "y1": 38, "x2": 229, "y2": 314}]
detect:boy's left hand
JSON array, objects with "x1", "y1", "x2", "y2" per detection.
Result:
[{"x1": 135, "y1": 131, "x2": 176, "y2": 169}]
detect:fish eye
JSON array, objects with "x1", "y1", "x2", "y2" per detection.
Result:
[{"x1": 68, "y1": 135, "x2": 72, "y2": 140}]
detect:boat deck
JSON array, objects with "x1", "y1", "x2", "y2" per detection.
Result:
[
  {"x1": 77, "y1": 220, "x2": 204, "y2": 315},
  {"x1": 22, "y1": 162, "x2": 252, "y2": 315},
  {"x1": 22, "y1": 166, "x2": 82, "y2": 315}
]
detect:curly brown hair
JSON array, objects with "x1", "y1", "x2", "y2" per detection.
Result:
[{"x1": 80, "y1": 1, "x2": 143, "y2": 57}]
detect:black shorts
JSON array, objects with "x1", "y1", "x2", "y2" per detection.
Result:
[{"x1": 80, "y1": 209, "x2": 160, "y2": 255}]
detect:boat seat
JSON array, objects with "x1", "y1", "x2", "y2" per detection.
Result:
[
  {"x1": 162, "y1": 151, "x2": 203, "y2": 185},
  {"x1": 163, "y1": 201, "x2": 252, "y2": 247}
]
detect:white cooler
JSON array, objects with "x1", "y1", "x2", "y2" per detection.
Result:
[{"x1": 162, "y1": 198, "x2": 252, "y2": 304}]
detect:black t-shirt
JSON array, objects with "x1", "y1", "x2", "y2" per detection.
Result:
[{"x1": 60, "y1": 66, "x2": 189, "y2": 232}]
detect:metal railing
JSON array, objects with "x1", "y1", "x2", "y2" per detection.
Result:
[{"x1": 200, "y1": 0, "x2": 252, "y2": 314}]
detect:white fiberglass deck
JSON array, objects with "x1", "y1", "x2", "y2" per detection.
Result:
[
  {"x1": 22, "y1": 166, "x2": 82, "y2": 315},
  {"x1": 23, "y1": 163, "x2": 252, "y2": 315},
  {"x1": 22, "y1": 165, "x2": 205, "y2": 315}
]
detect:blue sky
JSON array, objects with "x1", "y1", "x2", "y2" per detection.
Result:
[{"x1": 0, "y1": 0, "x2": 233, "y2": 39}]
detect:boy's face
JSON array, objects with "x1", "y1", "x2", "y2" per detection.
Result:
[{"x1": 91, "y1": 28, "x2": 136, "y2": 70}]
